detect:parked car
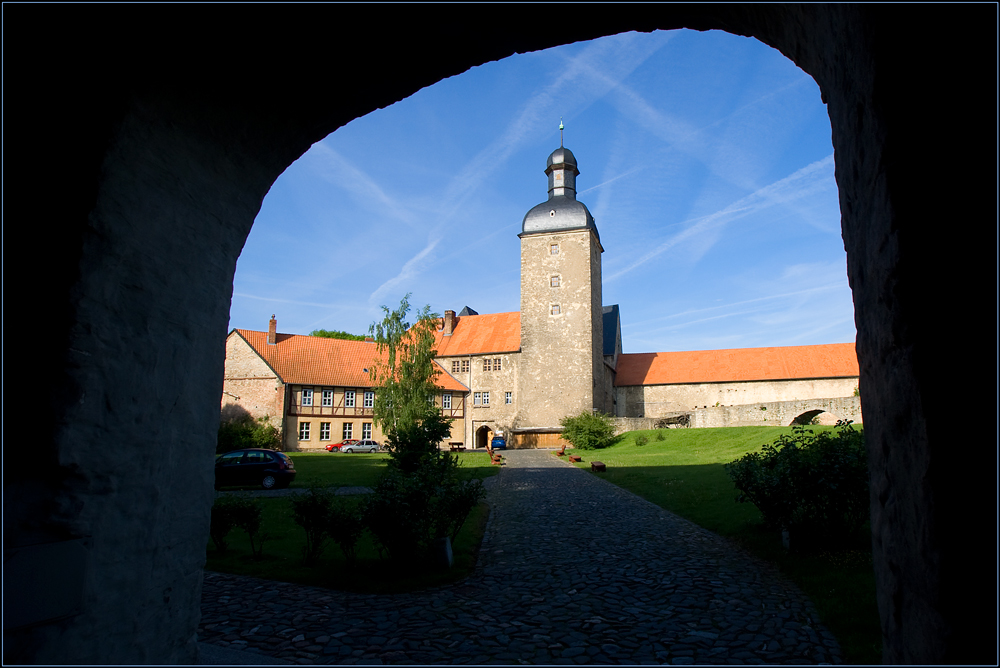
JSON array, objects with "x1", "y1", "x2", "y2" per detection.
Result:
[
  {"x1": 491, "y1": 436, "x2": 507, "y2": 450},
  {"x1": 326, "y1": 439, "x2": 359, "y2": 452},
  {"x1": 343, "y1": 439, "x2": 380, "y2": 453},
  {"x1": 215, "y1": 448, "x2": 296, "y2": 490}
]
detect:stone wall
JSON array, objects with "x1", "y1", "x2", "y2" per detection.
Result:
[
  {"x1": 221, "y1": 333, "x2": 285, "y2": 422},
  {"x1": 438, "y1": 352, "x2": 518, "y2": 447}
]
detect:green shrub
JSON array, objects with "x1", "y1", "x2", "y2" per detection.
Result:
[
  {"x1": 725, "y1": 422, "x2": 869, "y2": 548},
  {"x1": 655, "y1": 431, "x2": 665, "y2": 442},
  {"x1": 217, "y1": 416, "x2": 282, "y2": 455},
  {"x1": 290, "y1": 487, "x2": 335, "y2": 566},
  {"x1": 559, "y1": 411, "x2": 616, "y2": 450},
  {"x1": 227, "y1": 494, "x2": 270, "y2": 559},
  {"x1": 327, "y1": 499, "x2": 365, "y2": 565},
  {"x1": 635, "y1": 435, "x2": 649, "y2": 447},
  {"x1": 210, "y1": 497, "x2": 240, "y2": 552}
]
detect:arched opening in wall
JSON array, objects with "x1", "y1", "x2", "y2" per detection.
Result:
[
  {"x1": 228, "y1": 29, "x2": 854, "y2": 370},
  {"x1": 475, "y1": 425, "x2": 493, "y2": 450},
  {"x1": 791, "y1": 409, "x2": 839, "y2": 426}
]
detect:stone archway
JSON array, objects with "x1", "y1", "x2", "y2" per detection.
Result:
[
  {"x1": 5, "y1": 5, "x2": 994, "y2": 665},
  {"x1": 475, "y1": 425, "x2": 494, "y2": 450},
  {"x1": 791, "y1": 410, "x2": 840, "y2": 426}
]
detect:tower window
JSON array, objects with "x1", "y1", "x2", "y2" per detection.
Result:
[
  {"x1": 551, "y1": 304, "x2": 561, "y2": 315},
  {"x1": 550, "y1": 243, "x2": 559, "y2": 255},
  {"x1": 550, "y1": 275, "x2": 560, "y2": 288}
]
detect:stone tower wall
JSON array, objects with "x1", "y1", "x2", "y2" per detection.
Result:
[
  {"x1": 221, "y1": 333, "x2": 286, "y2": 422},
  {"x1": 517, "y1": 229, "x2": 601, "y2": 428}
]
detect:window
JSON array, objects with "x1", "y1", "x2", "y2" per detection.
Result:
[
  {"x1": 550, "y1": 243, "x2": 559, "y2": 255},
  {"x1": 474, "y1": 392, "x2": 481, "y2": 406},
  {"x1": 483, "y1": 392, "x2": 490, "y2": 406},
  {"x1": 344, "y1": 390, "x2": 356, "y2": 408},
  {"x1": 550, "y1": 275, "x2": 560, "y2": 288},
  {"x1": 428, "y1": 394, "x2": 436, "y2": 406},
  {"x1": 343, "y1": 423, "x2": 353, "y2": 440},
  {"x1": 505, "y1": 391, "x2": 512, "y2": 404},
  {"x1": 245, "y1": 451, "x2": 270, "y2": 464},
  {"x1": 301, "y1": 388, "x2": 313, "y2": 406},
  {"x1": 298, "y1": 422, "x2": 310, "y2": 440},
  {"x1": 484, "y1": 358, "x2": 492, "y2": 372},
  {"x1": 451, "y1": 360, "x2": 460, "y2": 373},
  {"x1": 320, "y1": 422, "x2": 331, "y2": 440},
  {"x1": 461, "y1": 360, "x2": 470, "y2": 373},
  {"x1": 364, "y1": 391, "x2": 374, "y2": 408},
  {"x1": 551, "y1": 304, "x2": 561, "y2": 315},
  {"x1": 494, "y1": 358, "x2": 502, "y2": 371},
  {"x1": 362, "y1": 423, "x2": 372, "y2": 439},
  {"x1": 322, "y1": 390, "x2": 334, "y2": 407},
  {"x1": 442, "y1": 393, "x2": 452, "y2": 409}
]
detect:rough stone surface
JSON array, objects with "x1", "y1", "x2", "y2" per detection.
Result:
[
  {"x1": 7, "y1": 4, "x2": 993, "y2": 664},
  {"x1": 199, "y1": 450, "x2": 842, "y2": 664}
]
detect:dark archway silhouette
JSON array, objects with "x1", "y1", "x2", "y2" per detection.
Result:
[
  {"x1": 476, "y1": 425, "x2": 493, "y2": 450},
  {"x1": 791, "y1": 409, "x2": 839, "y2": 426},
  {"x1": 5, "y1": 5, "x2": 995, "y2": 665}
]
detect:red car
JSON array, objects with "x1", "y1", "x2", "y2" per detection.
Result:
[{"x1": 326, "y1": 439, "x2": 359, "y2": 452}]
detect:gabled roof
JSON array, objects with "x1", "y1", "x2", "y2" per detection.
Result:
[
  {"x1": 615, "y1": 343, "x2": 859, "y2": 387},
  {"x1": 432, "y1": 312, "x2": 521, "y2": 356},
  {"x1": 233, "y1": 329, "x2": 467, "y2": 392}
]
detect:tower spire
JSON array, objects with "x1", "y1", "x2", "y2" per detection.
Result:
[{"x1": 559, "y1": 117, "x2": 564, "y2": 148}]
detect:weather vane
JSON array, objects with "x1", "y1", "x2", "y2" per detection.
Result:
[{"x1": 559, "y1": 117, "x2": 564, "y2": 147}]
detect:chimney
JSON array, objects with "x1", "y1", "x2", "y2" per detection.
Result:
[
  {"x1": 443, "y1": 310, "x2": 455, "y2": 336},
  {"x1": 267, "y1": 315, "x2": 277, "y2": 345}
]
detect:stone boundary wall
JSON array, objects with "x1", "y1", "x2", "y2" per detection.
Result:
[{"x1": 611, "y1": 396, "x2": 862, "y2": 434}]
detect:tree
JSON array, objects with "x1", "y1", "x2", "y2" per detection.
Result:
[
  {"x1": 559, "y1": 410, "x2": 616, "y2": 450},
  {"x1": 310, "y1": 329, "x2": 366, "y2": 341}
]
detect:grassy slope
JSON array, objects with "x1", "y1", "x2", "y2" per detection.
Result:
[{"x1": 570, "y1": 426, "x2": 881, "y2": 665}]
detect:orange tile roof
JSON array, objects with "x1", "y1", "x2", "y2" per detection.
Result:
[
  {"x1": 234, "y1": 329, "x2": 468, "y2": 392},
  {"x1": 431, "y1": 312, "x2": 521, "y2": 356},
  {"x1": 615, "y1": 343, "x2": 859, "y2": 386}
]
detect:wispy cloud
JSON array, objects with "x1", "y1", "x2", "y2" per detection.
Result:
[
  {"x1": 233, "y1": 293, "x2": 367, "y2": 310},
  {"x1": 367, "y1": 237, "x2": 442, "y2": 306},
  {"x1": 605, "y1": 154, "x2": 835, "y2": 281}
]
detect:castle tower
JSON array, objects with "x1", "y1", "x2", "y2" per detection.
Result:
[{"x1": 516, "y1": 145, "x2": 605, "y2": 431}]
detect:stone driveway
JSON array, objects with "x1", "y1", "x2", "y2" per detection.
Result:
[{"x1": 198, "y1": 449, "x2": 842, "y2": 664}]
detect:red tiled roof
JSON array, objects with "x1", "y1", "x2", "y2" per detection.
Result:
[
  {"x1": 432, "y1": 312, "x2": 521, "y2": 356},
  {"x1": 234, "y1": 329, "x2": 468, "y2": 392},
  {"x1": 615, "y1": 343, "x2": 859, "y2": 386}
]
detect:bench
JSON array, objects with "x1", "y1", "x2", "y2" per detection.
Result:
[
  {"x1": 485, "y1": 442, "x2": 504, "y2": 465},
  {"x1": 449, "y1": 443, "x2": 466, "y2": 452},
  {"x1": 568, "y1": 455, "x2": 582, "y2": 463},
  {"x1": 591, "y1": 461, "x2": 606, "y2": 472},
  {"x1": 555, "y1": 444, "x2": 566, "y2": 456}
]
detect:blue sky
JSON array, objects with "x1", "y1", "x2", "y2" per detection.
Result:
[{"x1": 230, "y1": 29, "x2": 855, "y2": 354}]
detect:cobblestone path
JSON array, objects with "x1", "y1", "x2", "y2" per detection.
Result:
[{"x1": 199, "y1": 449, "x2": 842, "y2": 664}]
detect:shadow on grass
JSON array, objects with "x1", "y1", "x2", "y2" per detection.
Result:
[{"x1": 570, "y1": 460, "x2": 882, "y2": 665}]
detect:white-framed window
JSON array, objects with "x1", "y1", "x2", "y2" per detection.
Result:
[
  {"x1": 551, "y1": 275, "x2": 560, "y2": 288},
  {"x1": 298, "y1": 422, "x2": 310, "y2": 440},
  {"x1": 322, "y1": 389, "x2": 334, "y2": 407},
  {"x1": 362, "y1": 423, "x2": 372, "y2": 439},
  {"x1": 494, "y1": 358, "x2": 502, "y2": 371},
  {"x1": 301, "y1": 388, "x2": 313, "y2": 406},
  {"x1": 483, "y1": 392, "x2": 490, "y2": 406},
  {"x1": 551, "y1": 304, "x2": 561, "y2": 315},
  {"x1": 345, "y1": 390, "x2": 356, "y2": 408},
  {"x1": 505, "y1": 391, "x2": 512, "y2": 405},
  {"x1": 442, "y1": 394, "x2": 452, "y2": 409},
  {"x1": 427, "y1": 394, "x2": 436, "y2": 406},
  {"x1": 320, "y1": 422, "x2": 331, "y2": 440},
  {"x1": 343, "y1": 423, "x2": 353, "y2": 440},
  {"x1": 550, "y1": 243, "x2": 559, "y2": 255},
  {"x1": 364, "y1": 391, "x2": 374, "y2": 408},
  {"x1": 474, "y1": 392, "x2": 481, "y2": 406}
]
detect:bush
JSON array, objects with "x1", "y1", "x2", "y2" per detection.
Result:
[
  {"x1": 725, "y1": 422, "x2": 869, "y2": 548},
  {"x1": 226, "y1": 494, "x2": 270, "y2": 559},
  {"x1": 290, "y1": 487, "x2": 335, "y2": 566},
  {"x1": 559, "y1": 411, "x2": 616, "y2": 450},
  {"x1": 635, "y1": 435, "x2": 649, "y2": 447},
  {"x1": 655, "y1": 431, "x2": 665, "y2": 442},
  {"x1": 210, "y1": 497, "x2": 241, "y2": 552},
  {"x1": 217, "y1": 415, "x2": 281, "y2": 455},
  {"x1": 327, "y1": 499, "x2": 365, "y2": 565}
]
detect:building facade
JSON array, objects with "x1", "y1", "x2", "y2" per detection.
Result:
[{"x1": 222, "y1": 144, "x2": 861, "y2": 450}]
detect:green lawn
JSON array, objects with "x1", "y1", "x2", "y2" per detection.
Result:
[
  {"x1": 216, "y1": 450, "x2": 500, "y2": 490},
  {"x1": 569, "y1": 426, "x2": 881, "y2": 665}
]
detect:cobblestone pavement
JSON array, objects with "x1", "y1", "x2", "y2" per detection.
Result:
[{"x1": 199, "y1": 449, "x2": 842, "y2": 664}]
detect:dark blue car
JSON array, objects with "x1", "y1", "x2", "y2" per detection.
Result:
[
  {"x1": 490, "y1": 436, "x2": 506, "y2": 450},
  {"x1": 215, "y1": 449, "x2": 296, "y2": 490}
]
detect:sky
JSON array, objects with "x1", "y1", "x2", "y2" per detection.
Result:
[{"x1": 230, "y1": 29, "x2": 855, "y2": 354}]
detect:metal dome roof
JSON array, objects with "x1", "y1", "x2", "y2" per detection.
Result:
[
  {"x1": 521, "y1": 195, "x2": 598, "y2": 238},
  {"x1": 546, "y1": 147, "x2": 578, "y2": 171}
]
